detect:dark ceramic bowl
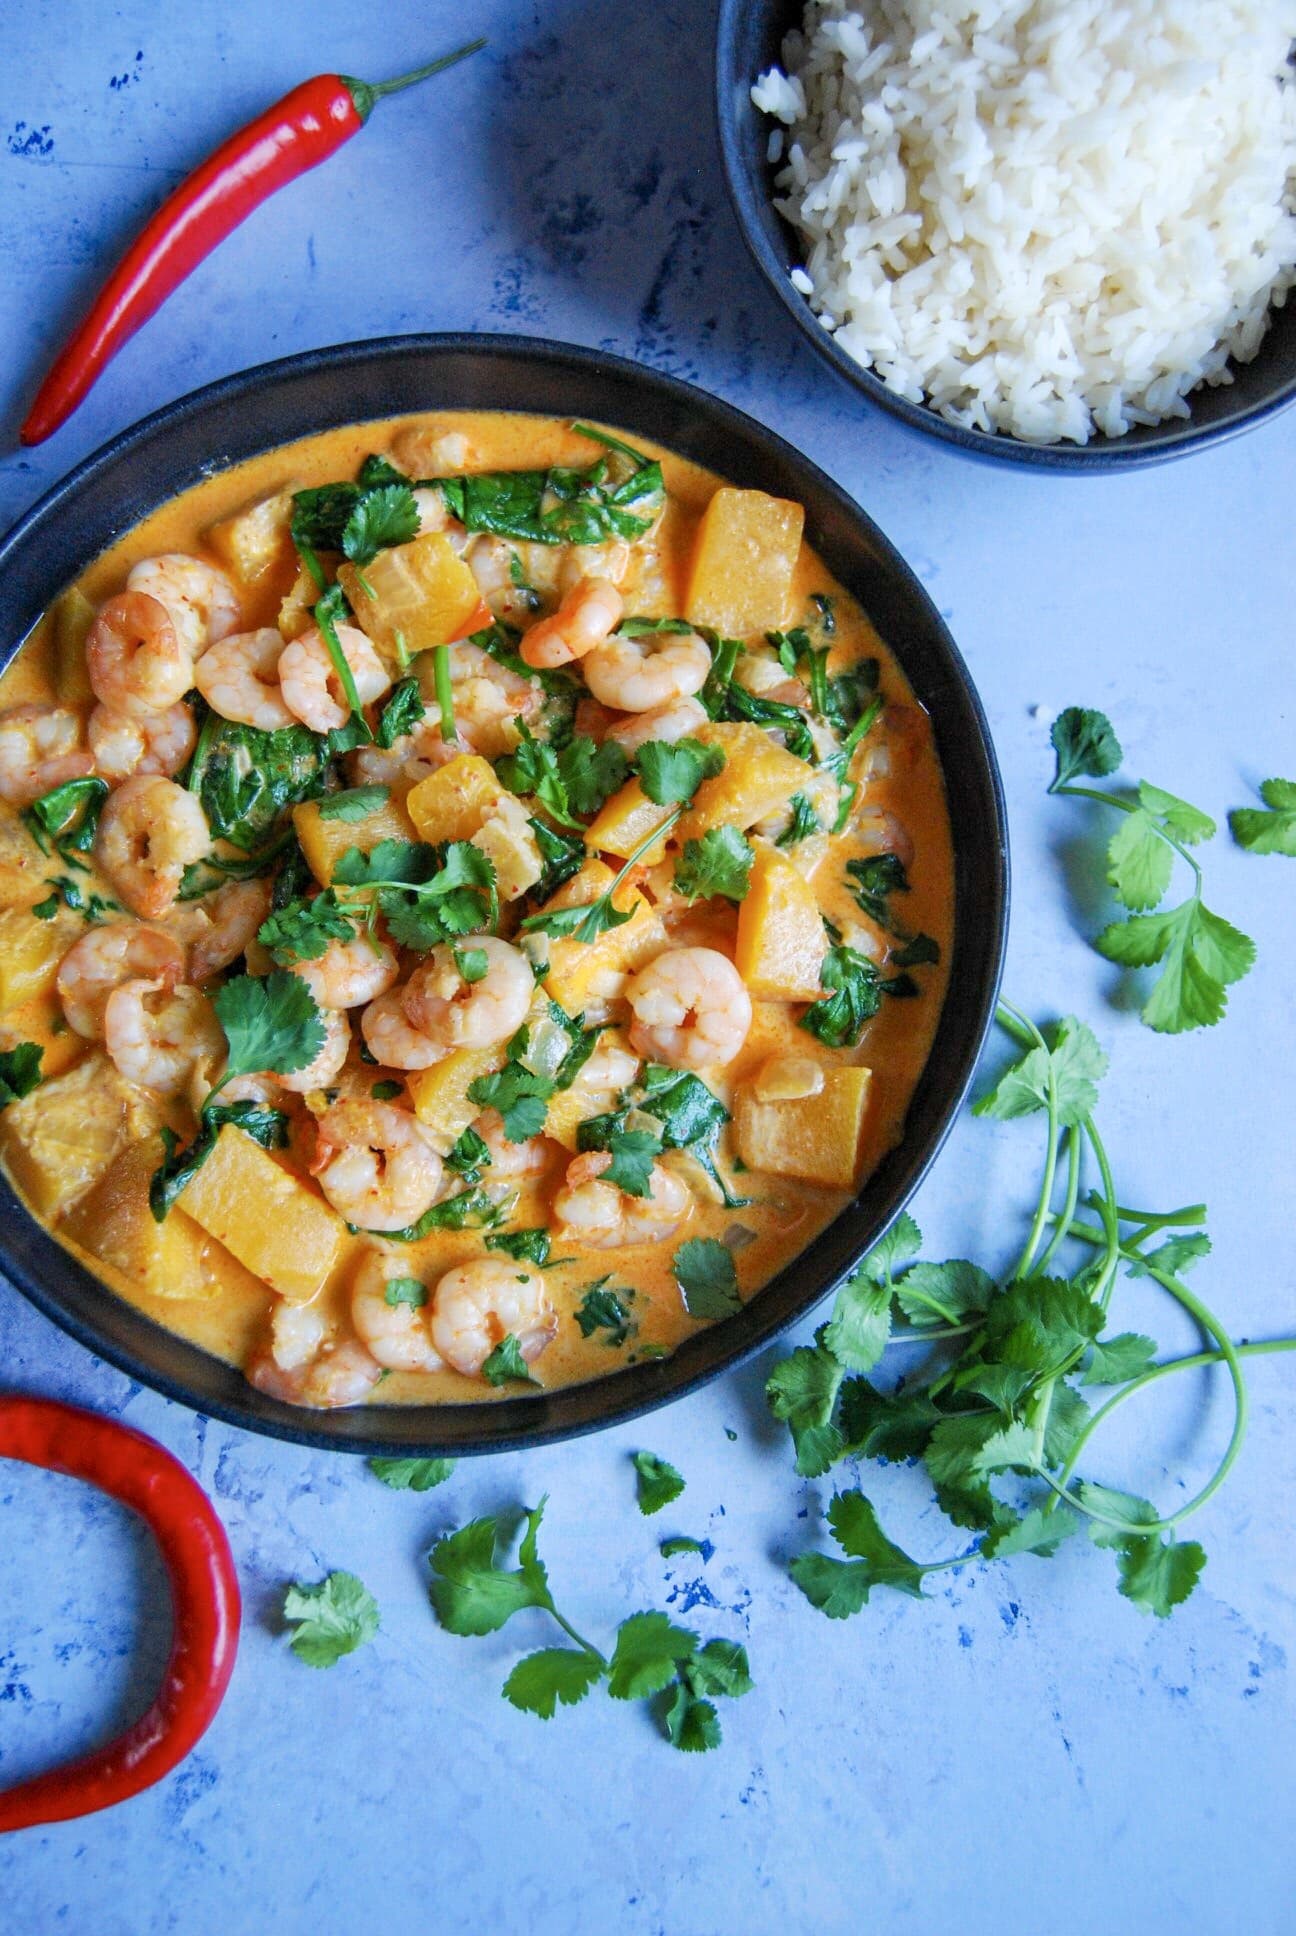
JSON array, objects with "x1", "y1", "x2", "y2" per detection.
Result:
[
  {"x1": 716, "y1": 0, "x2": 1296, "y2": 469},
  {"x1": 0, "y1": 333, "x2": 1007, "y2": 1453}
]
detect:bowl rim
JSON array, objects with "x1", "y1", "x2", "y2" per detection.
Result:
[
  {"x1": 713, "y1": 0, "x2": 1296, "y2": 470},
  {"x1": 0, "y1": 329, "x2": 1008, "y2": 1454}
]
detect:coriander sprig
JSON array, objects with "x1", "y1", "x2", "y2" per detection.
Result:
[
  {"x1": 428, "y1": 1498, "x2": 751, "y2": 1750},
  {"x1": 1047, "y1": 708, "x2": 1256, "y2": 1032}
]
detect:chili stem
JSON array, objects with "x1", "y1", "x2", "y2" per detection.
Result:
[{"x1": 344, "y1": 40, "x2": 487, "y2": 121}]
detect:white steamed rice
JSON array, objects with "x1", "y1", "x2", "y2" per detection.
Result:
[{"x1": 752, "y1": 1, "x2": 1296, "y2": 443}]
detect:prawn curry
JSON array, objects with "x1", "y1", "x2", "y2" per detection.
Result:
[{"x1": 0, "y1": 414, "x2": 952, "y2": 1410}]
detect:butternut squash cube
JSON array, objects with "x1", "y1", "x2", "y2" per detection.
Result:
[
  {"x1": 406, "y1": 753, "x2": 508, "y2": 847},
  {"x1": 584, "y1": 778, "x2": 674, "y2": 865},
  {"x1": 206, "y1": 483, "x2": 300, "y2": 584},
  {"x1": 1, "y1": 1052, "x2": 161, "y2": 1218},
  {"x1": 178, "y1": 1124, "x2": 344, "y2": 1304},
  {"x1": 339, "y1": 532, "x2": 486, "y2": 662},
  {"x1": 0, "y1": 905, "x2": 80, "y2": 1010},
  {"x1": 678, "y1": 723, "x2": 811, "y2": 843},
  {"x1": 734, "y1": 1065, "x2": 874, "y2": 1192},
  {"x1": 53, "y1": 586, "x2": 96, "y2": 704},
  {"x1": 545, "y1": 898, "x2": 667, "y2": 1012},
  {"x1": 293, "y1": 790, "x2": 416, "y2": 889},
  {"x1": 279, "y1": 563, "x2": 317, "y2": 641},
  {"x1": 0, "y1": 819, "x2": 53, "y2": 911},
  {"x1": 734, "y1": 846, "x2": 827, "y2": 1001},
  {"x1": 61, "y1": 1141, "x2": 226, "y2": 1301},
  {"x1": 686, "y1": 487, "x2": 804, "y2": 637},
  {"x1": 469, "y1": 793, "x2": 543, "y2": 902},
  {"x1": 407, "y1": 1042, "x2": 509, "y2": 1153}
]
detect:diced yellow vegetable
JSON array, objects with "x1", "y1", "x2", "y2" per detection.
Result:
[
  {"x1": 178, "y1": 1124, "x2": 344, "y2": 1304},
  {"x1": 53, "y1": 586, "x2": 96, "y2": 704},
  {"x1": 339, "y1": 532, "x2": 486, "y2": 661},
  {"x1": 734, "y1": 846, "x2": 827, "y2": 1001},
  {"x1": 279, "y1": 563, "x2": 317, "y2": 640},
  {"x1": 1, "y1": 1052, "x2": 161, "y2": 1218},
  {"x1": 584, "y1": 779, "x2": 674, "y2": 864},
  {"x1": 206, "y1": 483, "x2": 300, "y2": 584},
  {"x1": 406, "y1": 753, "x2": 509, "y2": 847},
  {"x1": 469, "y1": 794, "x2": 542, "y2": 901},
  {"x1": 0, "y1": 905, "x2": 80, "y2": 1010},
  {"x1": 545, "y1": 898, "x2": 666, "y2": 1013},
  {"x1": 678, "y1": 723, "x2": 811, "y2": 842},
  {"x1": 0, "y1": 819, "x2": 53, "y2": 910},
  {"x1": 734, "y1": 1066, "x2": 874, "y2": 1192},
  {"x1": 62, "y1": 1141, "x2": 229, "y2": 1301},
  {"x1": 407, "y1": 1042, "x2": 508, "y2": 1152},
  {"x1": 685, "y1": 487, "x2": 805, "y2": 637},
  {"x1": 293, "y1": 791, "x2": 416, "y2": 888}
]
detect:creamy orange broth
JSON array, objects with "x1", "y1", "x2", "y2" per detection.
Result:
[{"x1": 0, "y1": 412, "x2": 952, "y2": 1407}]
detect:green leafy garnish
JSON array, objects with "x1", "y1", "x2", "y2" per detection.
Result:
[
  {"x1": 21, "y1": 777, "x2": 108, "y2": 870},
  {"x1": 482, "y1": 1332, "x2": 542, "y2": 1387},
  {"x1": 579, "y1": 1063, "x2": 744, "y2": 1210},
  {"x1": 257, "y1": 889, "x2": 357, "y2": 965},
  {"x1": 437, "y1": 431, "x2": 664, "y2": 549},
  {"x1": 487, "y1": 1227, "x2": 554, "y2": 1265},
  {"x1": 790, "y1": 1493, "x2": 930, "y2": 1617},
  {"x1": 283, "y1": 1571, "x2": 380, "y2": 1668},
  {"x1": 1229, "y1": 777, "x2": 1296, "y2": 857},
  {"x1": 428, "y1": 1500, "x2": 750, "y2": 1750},
  {"x1": 522, "y1": 808, "x2": 682, "y2": 943},
  {"x1": 468, "y1": 1004, "x2": 599, "y2": 1141},
  {"x1": 149, "y1": 1101, "x2": 288, "y2": 1222},
  {"x1": 776, "y1": 792, "x2": 821, "y2": 846},
  {"x1": 845, "y1": 852, "x2": 909, "y2": 930},
  {"x1": 574, "y1": 1279, "x2": 636, "y2": 1345},
  {"x1": 187, "y1": 714, "x2": 328, "y2": 851},
  {"x1": 374, "y1": 678, "x2": 425, "y2": 750},
  {"x1": 1047, "y1": 707, "x2": 1256, "y2": 1032},
  {"x1": 673, "y1": 1238, "x2": 741, "y2": 1320},
  {"x1": 384, "y1": 1276, "x2": 428, "y2": 1308},
  {"x1": 0, "y1": 1042, "x2": 42, "y2": 1109},
  {"x1": 633, "y1": 1451, "x2": 685, "y2": 1516},
  {"x1": 722, "y1": 679, "x2": 815, "y2": 761},
  {"x1": 212, "y1": 970, "x2": 326, "y2": 1095},
  {"x1": 659, "y1": 1537, "x2": 706, "y2": 1558},
  {"x1": 799, "y1": 942, "x2": 881, "y2": 1048},
  {"x1": 634, "y1": 736, "x2": 724, "y2": 807},
  {"x1": 673, "y1": 826, "x2": 753, "y2": 902},
  {"x1": 496, "y1": 724, "x2": 628, "y2": 829},
  {"x1": 369, "y1": 1457, "x2": 456, "y2": 1491},
  {"x1": 291, "y1": 475, "x2": 418, "y2": 566},
  {"x1": 331, "y1": 838, "x2": 497, "y2": 951},
  {"x1": 317, "y1": 785, "x2": 391, "y2": 822}
]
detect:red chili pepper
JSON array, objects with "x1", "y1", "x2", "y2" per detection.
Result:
[
  {"x1": 0, "y1": 1397, "x2": 240, "y2": 1831},
  {"x1": 19, "y1": 39, "x2": 486, "y2": 446}
]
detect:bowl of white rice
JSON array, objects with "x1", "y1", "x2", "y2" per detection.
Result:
[{"x1": 717, "y1": 0, "x2": 1296, "y2": 464}]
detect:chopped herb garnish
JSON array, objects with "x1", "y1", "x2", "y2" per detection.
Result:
[
  {"x1": 283, "y1": 1571, "x2": 380, "y2": 1668},
  {"x1": 0, "y1": 1042, "x2": 43, "y2": 1109},
  {"x1": 633, "y1": 1451, "x2": 686, "y2": 1516},
  {"x1": 633, "y1": 736, "x2": 724, "y2": 807},
  {"x1": 673, "y1": 1238, "x2": 741, "y2": 1320},
  {"x1": 481, "y1": 1332, "x2": 541, "y2": 1387},
  {"x1": 673, "y1": 826, "x2": 753, "y2": 902}
]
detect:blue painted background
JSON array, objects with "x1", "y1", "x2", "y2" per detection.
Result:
[{"x1": 1, "y1": 5, "x2": 1293, "y2": 1931}]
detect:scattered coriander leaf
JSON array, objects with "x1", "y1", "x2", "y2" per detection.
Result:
[
  {"x1": 428, "y1": 1506, "x2": 553, "y2": 1636},
  {"x1": 657, "y1": 1682, "x2": 722, "y2": 1752},
  {"x1": 673, "y1": 1238, "x2": 741, "y2": 1320},
  {"x1": 673, "y1": 826, "x2": 753, "y2": 902},
  {"x1": 575, "y1": 1280, "x2": 635, "y2": 1345},
  {"x1": 659, "y1": 1537, "x2": 706, "y2": 1559},
  {"x1": 606, "y1": 1611, "x2": 696, "y2": 1700},
  {"x1": 766, "y1": 1337, "x2": 844, "y2": 1477},
  {"x1": 634, "y1": 736, "x2": 724, "y2": 807},
  {"x1": 981, "y1": 1505, "x2": 1081, "y2": 1560},
  {"x1": 368, "y1": 1457, "x2": 456, "y2": 1491},
  {"x1": 1049, "y1": 707, "x2": 1122, "y2": 789},
  {"x1": 375, "y1": 678, "x2": 425, "y2": 750},
  {"x1": 212, "y1": 969, "x2": 326, "y2": 1088},
  {"x1": 283, "y1": 1571, "x2": 379, "y2": 1668},
  {"x1": 823, "y1": 1269, "x2": 891, "y2": 1374},
  {"x1": 487, "y1": 1227, "x2": 554, "y2": 1266},
  {"x1": 633, "y1": 1451, "x2": 685, "y2": 1516},
  {"x1": 503, "y1": 1648, "x2": 604, "y2": 1718},
  {"x1": 1081, "y1": 1331, "x2": 1157, "y2": 1385},
  {"x1": 1230, "y1": 777, "x2": 1296, "y2": 856},
  {"x1": 317, "y1": 785, "x2": 391, "y2": 822},
  {"x1": 799, "y1": 942, "x2": 881, "y2": 1049},
  {"x1": 482, "y1": 1333, "x2": 541, "y2": 1387}
]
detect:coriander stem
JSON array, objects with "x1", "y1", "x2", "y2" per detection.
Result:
[
  {"x1": 315, "y1": 592, "x2": 372, "y2": 742},
  {"x1": 889, "y1": 1321, "x2": 978, "y2": 1344},
  {"x1": 1081, "y1": 1117, "x2": 1122, "y2": 1310},
  {"x1": 1110, "y1": 1201, "x2": 1208, "y2": 1233},
  {"x1": 1036, "y1": 1130, "x2": 1081, "y2": 1274},
  {"x1": 433, "y1": 643, "x2": 457, "y2": 744},
  {"x1": 546, "y1": 1605, "x2": 606, "y2": 1665},
  {"x1": 1003, "y1": 1005, "x2": 1060, "y2": 1281},
  {"x1": 1051, "y1": 783, "x2": 1204, "y2": 886}
]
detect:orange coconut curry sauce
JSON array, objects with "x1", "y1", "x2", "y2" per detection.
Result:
[{"x1": 0, "y1": 412, "x2": 952, "y2": 1409}]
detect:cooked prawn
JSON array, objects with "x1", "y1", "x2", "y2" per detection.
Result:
[
  {"x1": 279, "y1": 624, "x2": 390, "y2": 734},
  {"x1": 88, "y1": 701, "x2": 197, "y2": 781},
  {"x1": 248, "y1": 1305, "x2": 381, "y2": 1410},
  {"x1": 194, "y1": 627, "x2": 295, "y2": 730},
  {"x1": 86, "y1": 591, "x2": 194, "y2": 718},
  {"x1": 605, "y1": 696, "x2": 708, "y2": 756},
  {"x1": 582, "y1": 626, "x2": 710, "y2": 712},
  {"x1": 359, "y1": 989, "x2": 447, "y2": 1071},
  {"x1": 310, "y1": 1099, "x2": 443, "y2": 1232},
  {"x1": 274, "y1": 1006, "x2": 351, "y2": 1093},
  {"x1": 94, "y1": 774, "x2": 210, "y2": 920},
  {"x1": 103, "y1": 979, "x2": 223, "y2": 1097},
  {"x1": 57, "y1": 922, "x2": 186, "y2": 1039},
  {"x1": 292, "y1": 934, "x2": 398, "y2": 1011},
  {"x1": 519, "y1": 577, "x2": 623, "y2": 670},
  {"x1": 471, "y1": 1108, "x2": 550, "y2": 1176},
  {"x1": 402, "y1": 938, "x2": 533, "y2": 1051},
  {"x1": 350, "y1": 1249, "x2": 443, "y2": 1372},
  {"x1": 0, "y1": 705, "x2": 94, "y2": 805},
  {"x1": 557, "y1": 540, "x2": 630, "y2": 594},
  {"x1": 173, "y1": 877, "x2": 273, "y2": 982},
  {"x1": 391, "y1": 426, "x2": 471, "y2": 476},
  {"x1": 445, "y1": 639, "x2": 543, "y2": 755},
  {"x1": 126, "y1": 554, "x2": 240, "y2": 659},
  {"x1": 552, "y1": 1150, "x2": 691, "y2": 1249},
  {"x1": 626, "y1": 947, "x2": 753, "y2": 1072},
  {"x1": 430, "y1": 1258, "x2": 557, "y2": 1377}
]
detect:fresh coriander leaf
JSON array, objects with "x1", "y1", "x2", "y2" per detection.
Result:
[
  {"x1": 257, "y1": 890, "x2": 356, "y2": 964},
  {"x1": 893, "y1": 1258, "x2": 995, "y2": 1326},
  {"x1": 486, "y1": 1227, "x2": 553, "y2": 1266},
  {"x1": 856, "y1": 1211, "x2": 922, "y2": 1285},
  {"x1": 634, "y1": 736, "x2": 724, "y2": 807},
  {"x1": 790, "y1": 1492, "x2": 928, "y2": 1617},
  {"x1": 776, "y1": 792, "x2": 821, "y2": 846},
  {"x1": 530, "y1": 817, "x2": 586, "y2": 899},
  {"x1": 982, "y1": 1505, "x2": 1081, "y2": 1559},
  {"x1": 444, "y1": 1126, "x2": 491, "y2": 1182},
  {"x1": 341, "y1": 482, "x2": 420, "y2": 565},
  {"x1": 1124, "y1": 1232, "x2": 1211, "y2": 1279},
  {"x1": 925, "y1": 1413, "x2": 1036, "y2": 1500},
  {"x1": 375, "y1": 677, "x2": 426, "y2": 749},
  {"x1": 657, "y1": 1684, "x2": 721, "y2": 1753},
  {"x1": 845, "y1": 852, "x2": 909, "y2": 930},
  {"x1": 1049, "y1": 707, "x2": 1122, "y2": 789},
  {"x1": 1230, "y1": 777, "x2": 1296, "y2": 856},
  {"x1": 1097, "y1": 899, "x2": 1255, "y2": 1033},
  {"x1": 633, "y1": 1451, "x2": 685, "y2": 1516},
  {"x1": 603, "y1": 1126, "x2": 663, "y2": 1197},
  {"x1": 953, "y1": 1363, "x2": 1033, "y2": 1414},
  {"x1": 799, "y1": 943, "x2": 881, "y2": 1049},
  {"x1": 291, "y1": 480, "x2": 362, "y2": 553},
  {"x1": 575, "y1": 1281, "x2": 635, "y2": 1345},
  {"x1": 972, "y1": 1015, "x2": 1107, "y2": 1126},
  {"x1": 685, "y1": 1638, "x2": 752, "y2": 1699},
  {"x1": 377, "y1": 1185, "x2": 511, "y2": 1241},
  {"x1": 560, "y1": 735, "x2": 631, "y2": 818},
  {"x1": 659, "y1": 1537, "x2": 706, "y2": 1559},
  {"x1": 520, "y1": 894, "x2": 635, "y2": 944},
  {"x1": 632, "y1": 1066, "x2": 744, "y2": 1208},
  {"x1": 283, "y1": 1571, "x2": 379, "y2": 1668},
  {"x1": 1078, "y1": 1482, "x2": 1160, "y2": 1542},
  {"x1": 383, "y1": 1276, "x2": 427, "y2": 1308},
  {"x1": 673, "y1": 1238, "x2": 741, "y2": 1320},
  {"x1": 368, "y1": 1456, "x2": 455, "y2": 1491},
  {"x1": 699, "y1": 636, "x2": 742, "y2": 718},
  {"x1": 482, "y1": 1332, "x2": 541, "y2": 1387},
  {"x1": 213, "y1": 970, "x2": 326, "y2": 1086},
  {"x1": 0, "y1": 1042, "x2": 42, "y2": 1109},
  {"x1": 787, "y1": 1552, "x2": 874, "y2": 1620},
  {"x1": 503, "y1": 1648, "x2": 603, "y2": 1717},
  {"x1": 1112, "y1": 1534, "x2": 1207, "y2": 1617},
  {"x1": 453, "y1": 945, "x2": 489, "y2": 983},
  {"x1": 673, "y1": 826, "x2": 753, "y2": 902},
  {"x1": 1137, "y1": 780, "x2": 1215, "y2": 847},
  {"x1": 766, "y1": 1337, "x2": 843, "y2": 1477},
  {"x1": 979, "y1": 1275, "x2": 1104, "y2": 1377},
  {"x1": 1081, "y1": 1331, "x2": 1157, "y2": 1385},
  {"x1": 1107, "y1": 807, "x2": 1174, "y2": 910},
  {"x1": 497, "y1": 725, "x2": 628, "y2": 827},
  {"x1": 823, "y1": 1268, "x2": 891, "y2": 1373},
  {"x1": 838, "y1": 1378, "x2": 943, "y2": 1462},
  {"x1": 428, "y1": 1503, "x2": 553, "y2": 1636},
  {"x1": 606, "y1": 1611, "x2": 696, "y2": 1700},
  {"x1": 317, "y1": 785, "x2": 391, "y2": 822},
  {"x1": 1039, "y1": 1382, "x2": 1091, "y2": 1469}
]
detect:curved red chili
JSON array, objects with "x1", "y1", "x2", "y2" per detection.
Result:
[
  {"x1": 20, "y1": 39, "x2": 485, "y2": 446},
  {"x1": 0, "y1": 1396, "x2": 240, "y2": 1831}
]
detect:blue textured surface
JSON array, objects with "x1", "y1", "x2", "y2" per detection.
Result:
[{"x1": 1, "y1": 6, "x2": 1293, "y2": 1932}]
